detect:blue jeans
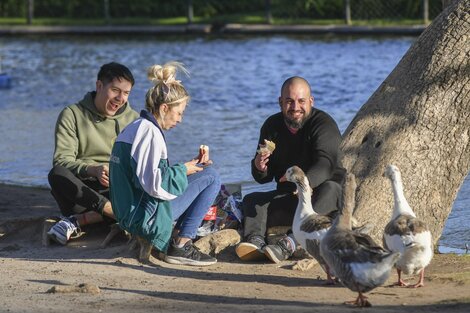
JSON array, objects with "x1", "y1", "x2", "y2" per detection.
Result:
[{"x1": 170, "y1": 166, "x2": 221, "y2": 239}]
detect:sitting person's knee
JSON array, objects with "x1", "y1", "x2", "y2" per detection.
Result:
[
  {"x1": 317, "y1": 180, "x2": 341, "y2": 197},
  {"x1": 242, "y1": 192, "x2": 257, "y2": 208},
  {"x1": 312, "y1": 180, "x2": 342, "y2": 215},
  {"x1": 241, "y1": 192, "x2": 263, "y2": 216},
  {"x1": 202, "y1": 166, "x2": 221, "y2": 186},
  {"x1": 320, "y1": 180, "x2": 340, "y2": 189},
  {"x1": 48, "y1": 165, "x2": 68, "y2": 185}
]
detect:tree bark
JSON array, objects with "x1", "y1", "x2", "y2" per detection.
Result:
[
  {"x1": 442, "y1": 0, "x2": 459, "y2": 9},
  {"x1": 104, "y1": 0, "x2": 110, "y2": 24},
  {"x1": 345, "y1": 0, "x2": 352, "y2": 25},
  {"x1": 341, "y1": 0, "x2": 470, "y2": 246},
  {"x1": 27, "y1": 0, "x2": 34, "y2": 25},
  {"x1": 187, "y1": 0, "x2": 194, "y2": 24}
]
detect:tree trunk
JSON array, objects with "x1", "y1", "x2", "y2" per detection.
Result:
[
  {"x1": 265, "y1": 0, "x2": 273, "y2": 24},
  {"x1": 27, "y1": 0, "x2": 34, "y2": 25},
  {"x1": 341, "y1": 0, "x2": 470, "y2": 247},
  {"x1": 423, "y1": 0, "x2": 429, "y2": 24},
  {"x1": 442, "y1": 0, "x2": 459, "y2": 8},
  {"x1": 104, "y1": 0, "x2": 110, "y2": 25},
  {"x1": 344, "y1": 0, "x2": 352, "y2": 25},
  {"x1": 187, "y1": 0, "x2": 194, "y2": 24}
]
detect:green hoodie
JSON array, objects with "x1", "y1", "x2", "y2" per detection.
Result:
[{"x1": 53, "y1": 91, "x2": 139, "y2": 178}]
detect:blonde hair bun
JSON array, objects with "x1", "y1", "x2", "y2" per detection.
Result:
[
  {"x1": 145, "y1": 61, "x2": 190, "y2": 113},
  {"x1": 147, "y1": 61, "x2": 189, "y2": 86}
]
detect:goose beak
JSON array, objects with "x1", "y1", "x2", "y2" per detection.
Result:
[{"x1": 279, "y1": 175, "x2": 287, "y2": 182}]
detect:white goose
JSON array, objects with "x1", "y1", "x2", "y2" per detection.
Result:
[
  {"x1": 320, "y1": 173, "x2": 400, "y2": 307},
  {"x1": 282, "y1": 166, "x2": 335, "y2": 283},
  {"x1": 383, "y1": 164, "x2": 433, "y2": 288}
]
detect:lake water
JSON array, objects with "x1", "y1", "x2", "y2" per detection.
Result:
[{"x1": 0, "y1": 34, "x2": 467, "y2": 253}]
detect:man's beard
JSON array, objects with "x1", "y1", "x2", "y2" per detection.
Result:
[{"x1": 284, "y1": 110, "x2": 310, "y2": 129}]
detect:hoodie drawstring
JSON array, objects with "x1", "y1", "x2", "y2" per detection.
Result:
[{"x1": 115, "y1": 119, "x2": 120, "y2": 135}]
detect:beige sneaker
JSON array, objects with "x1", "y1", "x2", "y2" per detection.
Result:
[{"x1": 235, "y1": 236, "x2": 267, "y2": 261}]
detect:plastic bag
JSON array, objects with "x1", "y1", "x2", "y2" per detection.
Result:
[{"x1": 197, "y1": 184, "x2": 243, "y2": 237}]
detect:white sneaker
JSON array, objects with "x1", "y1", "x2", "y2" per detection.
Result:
[{"x1": 47, "y1": 218, "x2": 81, "y2": 245}]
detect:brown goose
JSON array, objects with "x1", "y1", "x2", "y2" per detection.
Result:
[
  {"x1": 320, "y1": 173, "x2": 400, "y2": 307},
  {"x1": 283, "y1": 166, "x2": 335, "y2": 283},
  {"x1": 383, "y1": 164, "x2": 433, "y2": 288}
]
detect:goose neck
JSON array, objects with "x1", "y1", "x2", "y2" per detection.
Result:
[
  {"x1": 335, "y1": 211, "x2": 352, "y2": 230},
  {"x1": 296, "y1": 179, "x2": 315, "y2": 219},
  {"x1": 390, "y1": 173, "x2": 415, "y2": 218}
]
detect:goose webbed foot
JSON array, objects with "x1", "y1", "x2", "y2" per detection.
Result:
[
  {"x1": 395, "y1": 279, "x2": 409, "y2": 287},
  {"x1": 344, "y1": 293, "x2": 371, "y2": 307},
  {"x1": 408, "y1": 269, "x2": 425, "y2": 288},
  {"x1": 395, "y1": 269, "x2": 409, "y2": 287},
  {"x1": 323, "y1": 272, "x2": 338, "y2": 285},
  {"x1": 322, "y1": 265, "x2": 339, "y2": 285},
  {"x1": 408, "y1": 282, "x2": 424, "y2": 288},
  {"x1": 324, "y1": 278, "x2": 337, "y2": 285}
]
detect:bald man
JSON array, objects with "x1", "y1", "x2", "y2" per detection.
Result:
[{"x1": 236, "y1": 76, "x2": 346, "y2": 263}]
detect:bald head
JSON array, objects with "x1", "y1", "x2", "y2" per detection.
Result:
[
  {"x1": 281, "y1": 76, "x2": 311, "y2": 97},
  {"x1": 279, "y1": 76, "x2": 313, "y2": 129}
]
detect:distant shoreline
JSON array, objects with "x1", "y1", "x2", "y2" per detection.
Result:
[
  {"x1": 0, "y1": 24, "x2": 427, "y2": 36},
  {"x1": 0, "y1": 181, "x2": 49, "y2": 190}
]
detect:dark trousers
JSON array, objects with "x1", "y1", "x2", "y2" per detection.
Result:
[
  {"x1": 242, "y1": 180, "x2": 342, "y2": 239},
  {"x1": 48, "y1": 165, "x2": 109, "y2": 217}
]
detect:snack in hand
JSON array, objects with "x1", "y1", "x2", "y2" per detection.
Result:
[
  {"x1": 198, "y1": 145, "x2": 210, "y2": 163},
  {"x1": 257, "y1": 139, "x2": 276, "y2": 154}
]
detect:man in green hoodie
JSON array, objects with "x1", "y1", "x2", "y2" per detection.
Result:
[{"x1": 47, "y1": 62, "x2": 139, "y2": 245}]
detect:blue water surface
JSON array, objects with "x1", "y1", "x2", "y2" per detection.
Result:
[{"x1": 0, "y1": 34, "x2": 467, "y2": 252}]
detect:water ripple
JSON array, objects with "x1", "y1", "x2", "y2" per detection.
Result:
[{"x1": 0, "y1": 35, "x2": 467, "y2": 251}]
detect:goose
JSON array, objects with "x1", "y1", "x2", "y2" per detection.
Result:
[
  {"x1": 282, "y1": 166, "x2": 335, "y2": 284},
  {"x1": 320, "y1": 173, "x2": 400, "y2": 307},
  {"x1": 383, "y1": 164, "x2": 433, "y2": 288}
]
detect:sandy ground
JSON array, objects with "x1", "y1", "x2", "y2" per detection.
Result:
[{"x1": 1, "y1": 183, "x2": 469, "y2": 313}]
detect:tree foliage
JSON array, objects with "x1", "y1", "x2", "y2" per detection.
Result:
[{"x1": 0, "y1": 0, "x2": 442, "y2": 19}]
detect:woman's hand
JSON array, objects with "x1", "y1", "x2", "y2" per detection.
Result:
[
  {"x1": 197, "y1": 145, "x2": 210, "y2": 164},
  {"x1": 184, "y1": 159, "x2": 204, "y2": 176}
]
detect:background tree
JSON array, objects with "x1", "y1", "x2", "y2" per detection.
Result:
[
  {"x1": 341, "y1": 0, "x2": 469, "y2": 246},
  {"x1": 27, "y1": 0, "x2": 33, "y2": 24}
]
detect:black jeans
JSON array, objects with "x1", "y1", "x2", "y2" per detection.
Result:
[
  {"x1": 242, "y1": 180, "x2": 342, "y2": 240},
  {"x1": 48, "y1": 165, "x2": 109, "y2": 217}
]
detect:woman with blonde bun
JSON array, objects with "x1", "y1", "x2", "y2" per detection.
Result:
[{"x1": 109, "y1": 62, "x2": 220, "y2": 266}]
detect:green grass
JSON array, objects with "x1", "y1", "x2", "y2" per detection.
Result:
[
  {"x1": 0, "y1": 16, "x2": 429, "y2": 26},
  {"x1": 351, "y1": 18, "x2": 429, "y2": 26},
  {"x1": 0, "y1": 17, "x2": 188, "y2": 26}
]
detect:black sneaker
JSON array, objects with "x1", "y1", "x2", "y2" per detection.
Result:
[
  {"x1": 235, "y1": 235, "x2": 267, "y2": 261},
  {"x1": 164, "y1": 240, "x2": 217, "y2": 266},
  {"x1": 264, "y1": 236, "x2": 295, "y2": 264}
]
